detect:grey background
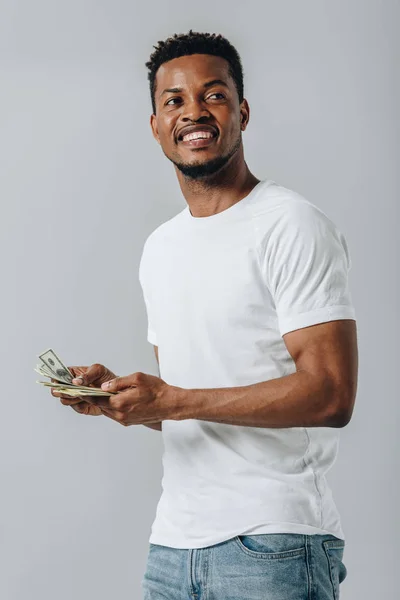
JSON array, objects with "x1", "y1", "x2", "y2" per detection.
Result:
[{"x1": 1, "y1": 1, "x2": 398, "y2": 598}]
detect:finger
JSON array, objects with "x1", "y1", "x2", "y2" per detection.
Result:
[
  {"x1": 84, "y1": 395, "x2": 110, "y2": 409},
  {"x1": 68, "y1": 366, "x2": 87, "y2": 379},
  {"x1": 89, "y1": 390, "x2": 134, "y2": 422},
  {"x1": 51, "y1": 388, "x2": 79, "y2": 401},
  {"x1": 96, "y1": 405, "x2": 124, "y2": 424},
  {"x1": 71, "y1": 401, "x2": 91, "y2": 414},
  {"x1": 51, "y1": 390, "x2": 83, "y2": 405},
  {"x1": 101, "y1": 373, "x2": 140, "y2": 393},
  {"x1": 71, "y1": 363, "x2": 104, "y2": 386},
  {"x1": 60, "y1": 396, "x2": 83, "y2": 406}
]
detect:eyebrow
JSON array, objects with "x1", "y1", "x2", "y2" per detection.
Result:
[{"x1": 159, "y1": 79, "x2": 229, "y2": 98}]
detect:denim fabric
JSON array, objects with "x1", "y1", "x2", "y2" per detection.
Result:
[{"x1": 141, "y1": 533, "x2": 347, "y2": 599}]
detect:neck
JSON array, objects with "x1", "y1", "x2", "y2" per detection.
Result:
[{"x1": 175, "y1": 148, "x2": 260, "y2": 218}]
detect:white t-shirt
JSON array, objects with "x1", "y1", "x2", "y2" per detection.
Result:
[{"x1": 138, "y1": 179, "x2": 356, "y2": 549}]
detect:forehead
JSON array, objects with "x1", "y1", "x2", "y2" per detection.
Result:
[{"x1": 155, "y1": 54, "x2": 233, "y2": 95}]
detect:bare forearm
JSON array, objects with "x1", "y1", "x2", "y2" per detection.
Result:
[{"x1": 173, "y1": 370, "x2": 347, "y2": 428}]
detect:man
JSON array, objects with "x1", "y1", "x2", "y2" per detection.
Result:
[{"x1": 52, "y1": 31, "x2": 358, "y2": 599}]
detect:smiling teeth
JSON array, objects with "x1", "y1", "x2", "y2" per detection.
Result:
[{"x1": 182, "y1": 131, "x2": 214, "y2": 142}]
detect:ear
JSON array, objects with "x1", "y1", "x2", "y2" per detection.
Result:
[
  {"x1": 150, "y1": 113, "x2": 161, "y2": 144},
  {"x1": 239, "y1": 98, "x2": 250, "y2": 132}
]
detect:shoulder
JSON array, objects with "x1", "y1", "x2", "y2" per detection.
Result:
[
  {"x1": 251, "y1": 182, "x2": 345, "y2": 260},
  {"x1": 141, "y1": 208, "x2": 186, "y2": 254},
  {"x1": 254, "y1": 181, "x2": 351, "y2": 268},
  {"x1": 253, "y1": 181, "x2": 337, "y2": 232}
]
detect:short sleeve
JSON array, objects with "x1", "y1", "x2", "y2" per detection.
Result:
[
  {"x1": 261, "y1": 202, "x2": 356, "y2": 337},
  {"x1": 143, "y1": 288, "x2": 158, "y2": 345},
  {"x1": 138, "y1": 241, "x2": 158, "y2": 346}
]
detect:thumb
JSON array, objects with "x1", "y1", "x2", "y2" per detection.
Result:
[
  {"x1": 101, "y1": 373, "x2": 138, "y2": 392},
  {"x1": 72, "y1": 363, "x2": 105, "y2": 386}
]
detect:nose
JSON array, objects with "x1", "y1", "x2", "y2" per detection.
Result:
[{"x1": 181, "y1": 98, "x2": 211, "y2": 122}]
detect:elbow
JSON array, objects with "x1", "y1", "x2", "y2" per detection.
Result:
[
  {"x1": 331, "y1": 409, "x2": 352, "y2": 428},
  {"x1": 326, "y1": 388, "x2": 356, "y2": 428}
]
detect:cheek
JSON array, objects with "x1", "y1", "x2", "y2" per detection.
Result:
[
  {"x1": 217, "y1": 110, "x2": 240, "y2": 137},
  {"x1": 157, "y1": 116, "x2": 175, "y2": 143},
  {"x1": 220, "y1": 121, "x2": 240, "y2": 144}
]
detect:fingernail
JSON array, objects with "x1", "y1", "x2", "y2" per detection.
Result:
[
  {"x1": 73, "y1": 377, "x2": 83, "y2": 385},
  {"x1": 101, "y1": 381, "x2": 111, "y2": 390}
]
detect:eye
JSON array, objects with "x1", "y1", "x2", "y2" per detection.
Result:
[
  {"x1": 208, "y1": 93, "x2": 225, "y2": 100},
  {"x1": 165, "y1": 97, "x2": 181, "y2": 106}
]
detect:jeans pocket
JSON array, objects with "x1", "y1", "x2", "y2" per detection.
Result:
[
  {"x1": 322, "y1": 540, "x2": 348, "y2": 599},
  {"x1": 235, "y1": 533, "x2": 306, "y2": 560}
]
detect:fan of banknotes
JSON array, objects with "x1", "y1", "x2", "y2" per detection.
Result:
[{"x1": 35, "y1": 348, "x2": 116, "y2": 397}]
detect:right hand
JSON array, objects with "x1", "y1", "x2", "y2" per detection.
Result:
[{"x1": 51, "y1": 363, "x2": 117, "y2": 416}]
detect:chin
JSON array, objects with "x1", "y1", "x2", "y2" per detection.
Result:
[{"x1": 175, "y1": 156, "x2": 229, "y2": 179}]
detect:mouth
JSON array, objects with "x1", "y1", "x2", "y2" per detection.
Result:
[
  {"x1": 177, "y1": 127, "x2": 219, "y2": 149},
  {"x1": 180, "y1": 135, "x2": 218, "y2": 149}
]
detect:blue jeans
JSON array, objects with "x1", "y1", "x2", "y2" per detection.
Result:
[{"x1": 141, "y1": 533, "x2": 347, "y2": 599}]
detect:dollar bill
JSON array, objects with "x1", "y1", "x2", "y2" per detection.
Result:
[
  {"x1": 38, "y1": 348, "x2": 73, "y2": 383},
  {"x1": 35, "y1": 348, "x2": 117, "y2": 398},
  {"x1": 35, "y1": 364, "x2": 66, "y2": 383},
  {"x1": 36, "y1": 380, "x2": 114, "y2": 397}
]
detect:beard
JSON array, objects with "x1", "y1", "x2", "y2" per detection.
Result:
[{"x1": 168, "y1": 133, "x2": 242, "y2": 180}]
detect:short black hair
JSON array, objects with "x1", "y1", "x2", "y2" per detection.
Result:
[{"x1": 145, "y1": 30, "x2": 244, "y2": 114}]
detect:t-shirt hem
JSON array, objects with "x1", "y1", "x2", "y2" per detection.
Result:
[
  {"x1": 147, "y1": 329, "x2": 158, "y2": 345},
  {"x1": 149, "y1": 522, "x2": 345, "y2": 549},
  {"x1": 279, "y1": 304, "x2": 356, "y2": 337}
]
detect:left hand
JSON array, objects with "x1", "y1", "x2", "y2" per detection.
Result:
[
  {"x1": 51, "y1": 363, "x2": 118, "y2": 416},
  {"x1": 85, "y1": 371, "x2": 177, "y2": 427}
]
